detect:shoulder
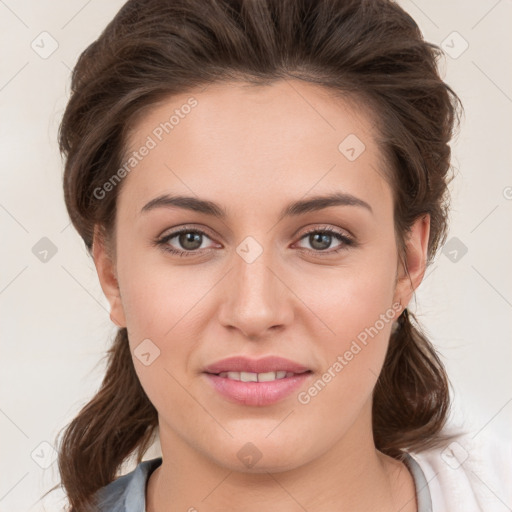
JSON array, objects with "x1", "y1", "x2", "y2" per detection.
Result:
[
  {"x1": 407, "y1": 429, "x2": 512, "y2": 512},
  {"x1": 93, "y1": 457, "x2": 163, "y2": 512}
]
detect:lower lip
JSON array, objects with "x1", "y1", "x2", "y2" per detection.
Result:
[{"x1": 204, "y1": 372, "x2": 312, "y2": 406}]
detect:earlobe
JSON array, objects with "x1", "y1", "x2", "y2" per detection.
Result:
[
  {"x1": 92, "y1": 225, "x2": 127, "y2": 328},
  {"x1": 395, "y1": 214, "x2": 431, "y2": 308}
]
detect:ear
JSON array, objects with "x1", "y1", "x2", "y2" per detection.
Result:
[
  {"x1": 92, "y1": 225, "x2": 127, "y2": 328},
  {"x1": 393, "y1": 214, "x2": 430, "y2": 309}
]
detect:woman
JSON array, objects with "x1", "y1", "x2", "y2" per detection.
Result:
[{"x1": 51, "y1": 0, "x2": 511, "y2": 511}]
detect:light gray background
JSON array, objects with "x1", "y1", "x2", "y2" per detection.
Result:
[{"x1": 1, "y1": 1, "x2": 511, "y2": 511}]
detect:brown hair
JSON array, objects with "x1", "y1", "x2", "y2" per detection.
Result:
[{"x1": 50, "y1": 0, "x2": 463, "y2": 510}]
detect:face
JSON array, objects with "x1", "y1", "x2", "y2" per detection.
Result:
[{"x1": 95, "y1": 79, "x2": 428, "y2": 472}]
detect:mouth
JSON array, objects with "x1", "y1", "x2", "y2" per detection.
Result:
[
  {"x1": 213, "y1": 370, "x2": 310, "y2": 382},
  {"x1": 202, "y1": 356, "x2": 313, "y2": 406}
]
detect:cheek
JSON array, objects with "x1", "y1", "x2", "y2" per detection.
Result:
[
  {"x1": 297, "y1": 248, "x2": 398, "y2": 345},
  {"x1": 116, "y1": 233, "x2": 210, "y2": 338},
  {"x1": 117, "y1": 255, "x2": 220, "y2": 408},
  {"x1": 295, "y1": 248, "x2": 398, "y2": 395},
  {"x1": 120, "y1": 267, "x2": 220, "y2": 346},
  {"x1": 292, "y1": 269, "x2": 398, "y2": 440}
]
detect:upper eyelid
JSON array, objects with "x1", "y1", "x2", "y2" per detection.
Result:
[
  {"x1": 158, "y1": 225, "x2": 217, "y2": 243},
  {"x1": 299, "y1": 225, "x2": 353, "y2": 239}
]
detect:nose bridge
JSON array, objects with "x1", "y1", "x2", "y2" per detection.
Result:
[
  {"x1": 234, "y1": 235, "x2": 279, "y2": 307},
  {"x1": 219, "y1": 233, "x2": 290, "y2": 336}
]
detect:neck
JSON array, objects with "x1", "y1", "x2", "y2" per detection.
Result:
[{"x1": 146, "y1": 406, "x2": 417, "y2": 512}]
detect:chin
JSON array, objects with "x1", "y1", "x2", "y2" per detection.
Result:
[{"x1": 203, "y1": 435, "x2": 313, "y2": 474}]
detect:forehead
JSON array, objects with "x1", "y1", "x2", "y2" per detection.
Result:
[{"x1": 119, "y1": 79, "x2": 392, "y2": 219}]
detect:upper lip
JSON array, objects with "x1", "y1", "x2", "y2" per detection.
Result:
[{"x1": 203, "y1": 356, "x2": 311, "y2": 374}]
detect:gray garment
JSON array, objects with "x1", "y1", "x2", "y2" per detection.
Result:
[{"x1": 95, "y1": 454, "x2": 432, "y2": 512}]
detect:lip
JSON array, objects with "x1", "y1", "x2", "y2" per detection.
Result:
[
  {"x1": 203, "y1": 356, "x2": 311, "y2": 374},
  {"x1": 204, "y1": 373, "x2": 312, "y2": 406},
  {"x1": 203, "y1": 356, "x2": 312, "y2": 406}
]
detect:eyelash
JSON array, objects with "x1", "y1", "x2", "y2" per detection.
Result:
[{"x1": 154, "y1": 225, "x2": 356, "y2": 258}]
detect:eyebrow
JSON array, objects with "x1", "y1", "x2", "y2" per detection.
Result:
[{"x1": 140, "y1": 191, "x2": 373, "y2": 220}]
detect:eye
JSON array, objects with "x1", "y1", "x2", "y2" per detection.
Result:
[
  {"x1": 295, "y1": 226, "x2": 355, "y2": 255},
  {"x1": 154, "y1": 225, "x2": 356, "y2": 258},
  {"x1": 155, "y1": 227, "x2": 218, "y2": 257}
]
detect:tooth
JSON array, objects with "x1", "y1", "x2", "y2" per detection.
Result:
[
  {"x1": 258, "y1": 371, "x2": 277, "y2": 382},
  {"x1": 221, "y1": 370, "x2": 295, "y2": 382},
  {"x1": 240, "y1": 371, "x2": 258, "y2": 382}
]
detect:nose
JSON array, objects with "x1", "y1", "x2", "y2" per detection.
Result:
[{"x1": 217, "y1": 241, "x2": 293, "y2": 341}]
